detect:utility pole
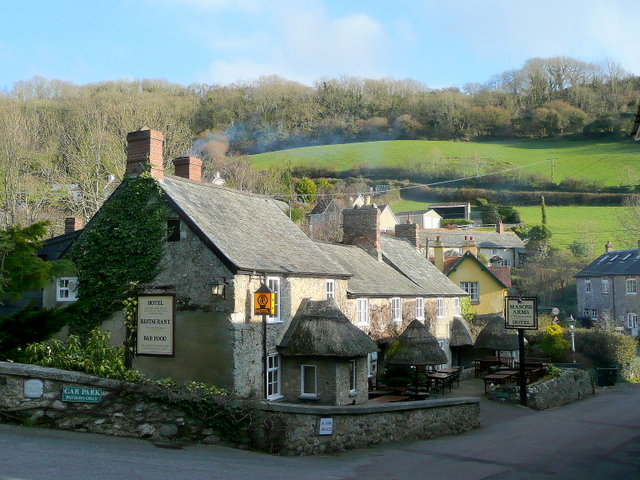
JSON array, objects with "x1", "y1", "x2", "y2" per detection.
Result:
[{"x1": 550, "y1": 158, "x2": 556, "y2": 184}]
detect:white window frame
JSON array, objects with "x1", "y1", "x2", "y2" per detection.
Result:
[
  {"x1": 591, "y1": 309, "x2": 597, "y2": 319},
  {"x1": 416, "y1": 297, "x2": 424, "y2": 320},
  {"x1": 582, "y1": 308, "x2": 589, "y2": 318},
  {"x1": 584, "y1": 280, "x2": 591, "y2": 294},
  {"x1": 267, "y1": 277, "x2": 281, "y2": 322},
  {"x1": 300, "y1": 365, "x2": 317, "y2": 398},
  {"x1": 56, "y1": 277, "x2": 79, "y2": 302},
  {"x1": 627, "y1": 278, "x2": 637, "y2": 295},
  {"x1": 325, "y1": 279, "x2": 335, "y2": 300},
  {"x1": 349, "y1": 359, "x2": 357, "y2": 395},
  {"x1": 460, "y1": 282, "x2": 479, "y2": 302},
  {"x1": 437, "y1": 297, "x2": 445, "y2": 318},
  {"x1": 391, "y1": 297, "x2": 402, "y2": 322},
  {"x1": 602, "y1": 279, "x2": 609, "y2": 294},
  {"x1": 628, "y1": 313, "x2": 638, "y2": 329},
  {"x1": 357, "y1": 298, "x2": 369, "y2": 325},
  {"x1": 367, "y1": 352, "x2": 377, "y2": 378},
  {"x1": 266, "y1": 353, "x2": 282, "y2": 400},
  {"x1": 454, "y1": 297, "x2": 461, "y2": 315}
]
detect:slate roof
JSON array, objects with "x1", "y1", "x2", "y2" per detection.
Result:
[
  {"x1": 314, "y1": 241, "x2": 428, "y2": 297},
  {"x1": 379, "y1": 235, "x2": 467, "y2": 297},
  {"x1": 160, "y1": 175, "x2": 350, "y2": 277},
  {"x1": 421, "y1": 230, "x2": 526, "y2": 251},
  {"x1": 575, "y1": 248, "x2": 640, "y2": 278}
]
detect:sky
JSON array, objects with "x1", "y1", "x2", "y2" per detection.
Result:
[{"x1": 1, "y1": 0, "x2": 638, "y2": 92}]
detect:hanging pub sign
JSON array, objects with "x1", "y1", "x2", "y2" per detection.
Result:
[
  {"x1": 254, "y1": 284, "x2": 275, "y2": 316},
  {"x1": 137, "y1": 294, "x2": 175, "y2": 356},
  {"x1": 505, "y1": 296, "x2": 538, "y2": 330}
]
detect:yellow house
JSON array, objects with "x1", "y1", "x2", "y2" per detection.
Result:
[{"x1": 443, "y1": 251, "x2": 509, "y2": 315}]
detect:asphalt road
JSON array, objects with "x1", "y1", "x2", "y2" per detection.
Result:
[{"x1": 2, "y1": 383, "x2": 639, "y2": 480}]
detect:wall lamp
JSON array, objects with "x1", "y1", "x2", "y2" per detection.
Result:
[{"x1": 210, "y1": 278, "x2": 228, "y2": 299}]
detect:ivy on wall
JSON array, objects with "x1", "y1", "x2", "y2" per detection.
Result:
[{"x1": 67, "y1": 174, "x2": 167, "y2": 335}]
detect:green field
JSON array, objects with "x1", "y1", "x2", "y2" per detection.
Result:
[{"x1": 252, "y1": 138, "x2": 640, "y2": 187}]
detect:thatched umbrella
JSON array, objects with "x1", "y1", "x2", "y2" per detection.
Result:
[
  {"x1": 385, "y1": 320, "x2": 447, "y2": 388},
  {"x1": 449, "y1": 315, "x2": 474, "y2": 366},
  {"x1": 474, "y1": 313, "x2": 519, "y2": 365},
  {"x1": 278, "y1": 298, "x2": 377, "y2": 357}
]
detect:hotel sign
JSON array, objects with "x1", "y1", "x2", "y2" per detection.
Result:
[
  {"x1": 505, "y1": 296, "x2": 538, "y2": 330},
  {"x1": 137, "y1": 294, "x2": 175, "y2": 356}
]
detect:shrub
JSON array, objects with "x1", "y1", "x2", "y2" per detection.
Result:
[
  {"x1": 25, "y1": 328, "x2": 141, "y2": 382},
  {"x1": 540, "y1": 324, "x2": 571, "y2": 361}
]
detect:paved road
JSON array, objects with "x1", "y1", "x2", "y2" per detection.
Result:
[{"x1": 2, "y1": 383, "x2": 639, "y2": 480}]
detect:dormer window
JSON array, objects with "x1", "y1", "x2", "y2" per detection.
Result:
[{"x1": 57, "y1": 277, "x2": 78, "y2": 302}]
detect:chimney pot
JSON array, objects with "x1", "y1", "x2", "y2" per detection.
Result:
[
  {"x1": 64, "y1": 217, "x2": 83, "y2": 234},
  {"x1": 605, "y1": 241, "x2": 614, "y2": 252},
  {"x1": 497, "y1": 222, "x2": 505, "y2": 234}
]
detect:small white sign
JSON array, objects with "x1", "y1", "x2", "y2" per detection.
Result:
[
  {"x1": 317, "y1": 418, "x2": 333, "y2": 435},
  {"x1": 24, "y1": 379, "x2": 44, "y2": 398}
]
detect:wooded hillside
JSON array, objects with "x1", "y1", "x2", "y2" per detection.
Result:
[{"x1": 0, "y1": 56, "x2": 638, "y2": 233}]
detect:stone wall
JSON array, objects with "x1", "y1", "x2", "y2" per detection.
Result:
[
  {"x1": 249, "y1": 398, "x2": 480, "y2": 455},
  {"x1": 526, "y1": 369, "x2": 595, "y2": 410},
  {"x1": 0, "y1": 362, "x2": 480, "y2": 456}
]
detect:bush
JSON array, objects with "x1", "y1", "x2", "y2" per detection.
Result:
[
  {"x1": 540, "y1": 324, "x2": 571, "y2": 361},
  {"x1": 25, "y1": 328, "x2": 141, "y2": 382}
]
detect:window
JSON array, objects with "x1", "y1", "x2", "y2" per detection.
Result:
[
  {"x1": 454, "y1": 297, "x2": 461, "y2": 315},
  {"x1": 167, "y1": 219, "x2": 180, "y2": 242},
  {"x1": 267, "y1": 277, "x2": 281, "y2": 322},
  {"x1": 582, "y1": 308, "x2": 589, "y2": 318},
  {"x1": 301, "y1": 365, "x2": 317, "y2": 398},
  {"x1": 56, "y1": 277, "x2": 78, "y2": 302},
  {"x1": 437, "y1": 297, "x2": 445, "y2": 318},
  {"x1": 460, "y1": 282, "x2": 479, "y2": 302},
  {"x1": 416, "y1": 297, "x2": 424, "y2": 320},
  {"x1": 591, "y1": 309, "x2": 597, "y2": 319},
  {"x1": 628, "y1": 313, "x2": 638, "y2": 329},
  {"x1": 391, "y1": 298, "x2": 401, "y2": 322},
  {"x1": 266, "y1": 354, "x2": 281, "y2": 400},
  {"x1": 357, "y1": 298, "x2": 369, "y2": 325},
  {"x1": 627, "y1": 278, "x2": 637, "y2": 295},
  {"x1": 349, "y1": 359, "x2": 357, "y2": 394},
  {"x1": 584, "y1": 280, "x2": 591, "y2": 293},
  {"x1": 367, "y1": 352, "x2": 377, "y2": 378},
  {"x1": 602, "y1": 279, "x2": 609, "y2": 294},
  {"x1": 325, "y1": 279, "x2": 335, "y2": 300}
]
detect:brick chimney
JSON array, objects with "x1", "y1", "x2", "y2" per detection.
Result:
[
  {"x1": 462, "y1": 235, "x2": 478, "y2": 257},
  {"x1": 395, "y1": 220, "x2": 419, "y2": 249},
  {"x1": 605, "y1": 241, "x2": 614, "y2": 252},
  {"x1": 343, "y1": 205, "x2": 381, "y2": 260},
  {"x1": 496, "y1": 222, "x2": 505, "y2": 234},
  {"x1": 173, "y1": 156, "x2": 203, "y2": 182},
  {"x1": 64, "y1": 217, "x2": 83, "y2": 234},
  {"x1": 434, "y1": 235, "x2": 445, "y2": 272},
  {"x1": 126, "y1": 128, "x2": 164, "y2": 180}
]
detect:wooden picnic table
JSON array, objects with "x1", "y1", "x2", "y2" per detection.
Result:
[
  {"x1": 365, "y1": 395, "x2": 410, "y2": 404},
  {"x1": 483, "y1": 372, "x2": 518, "y2": 393}
]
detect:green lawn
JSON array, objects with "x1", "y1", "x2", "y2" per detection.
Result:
[{"x1": 251, "y1": 138, "x2": 640, "y2": 187}]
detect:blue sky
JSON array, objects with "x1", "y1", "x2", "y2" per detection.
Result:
[{"x1": 1, "y1": 0, "x2": 637, "y2": 92}]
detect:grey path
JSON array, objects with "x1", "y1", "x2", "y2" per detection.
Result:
[{"x1": 2, "y1": 382, "x2": 639, "y2": 480}]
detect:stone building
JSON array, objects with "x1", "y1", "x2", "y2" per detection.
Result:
[{"x1": 575, "y1": 241, "x2": 640, "y2": 336}]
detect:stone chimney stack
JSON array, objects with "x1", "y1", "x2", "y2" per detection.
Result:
[
  {"x1": 126, "y1": 128, "x2": 164, "y2": 180},
  {"x1": 434, "y1": 235, "x2": 445, "y2": 272},
  {"x1": 462, "y1": 235, "x2": 478, "y2": 257},
  {"x1": 395, "y1": 219, "x2": 419, "y2": 249},
  {"x1": 605, "y1": 241, "x2": 614, "y2": 252},
  {"x1": 173, "y1": 156, "x2": 203, "y2": 182},
  {"x1": 496, "y1": 221, "x2": 505, "y2": 234},
  {"x1": 342, "y1": 205, "x2": 381, "y2": 260},
  {"x1": 64, "y1": 217, "x2": 83, "y2": 234}
]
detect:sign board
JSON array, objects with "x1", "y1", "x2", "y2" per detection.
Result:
[
  {"x1": 254, "y1": 284, "x2": 275, "y2": 316},
  {"x1": 505, "y1": 296, "x2": 538, "y2": 330},
  {"x1": 137, "y1": 294, "x2": 175, "y2": 356},
  {"x1": 24, "y1": 379, "x2": 44, "y2": 398},
  {"x1": 317, "y1": 418, "x2": 333, "y2": 435},
  {"x1": 62, "y1": 386, "x2": 102, "y2": 403}
]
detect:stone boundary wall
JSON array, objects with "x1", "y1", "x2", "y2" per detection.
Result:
[
  {"x1": 0, "y1": 362, "x2": 481, "y2": 455},
  {"x1": 526, "y1": 369, "x2": 595, "y2": 410},
  {"x1": 247, "y1": 397, "x2": 480, "y2": 455}
]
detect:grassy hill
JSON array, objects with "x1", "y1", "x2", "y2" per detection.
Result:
[{"x1": 251, "y1": 138, "x2": 640, "y2": 187}]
